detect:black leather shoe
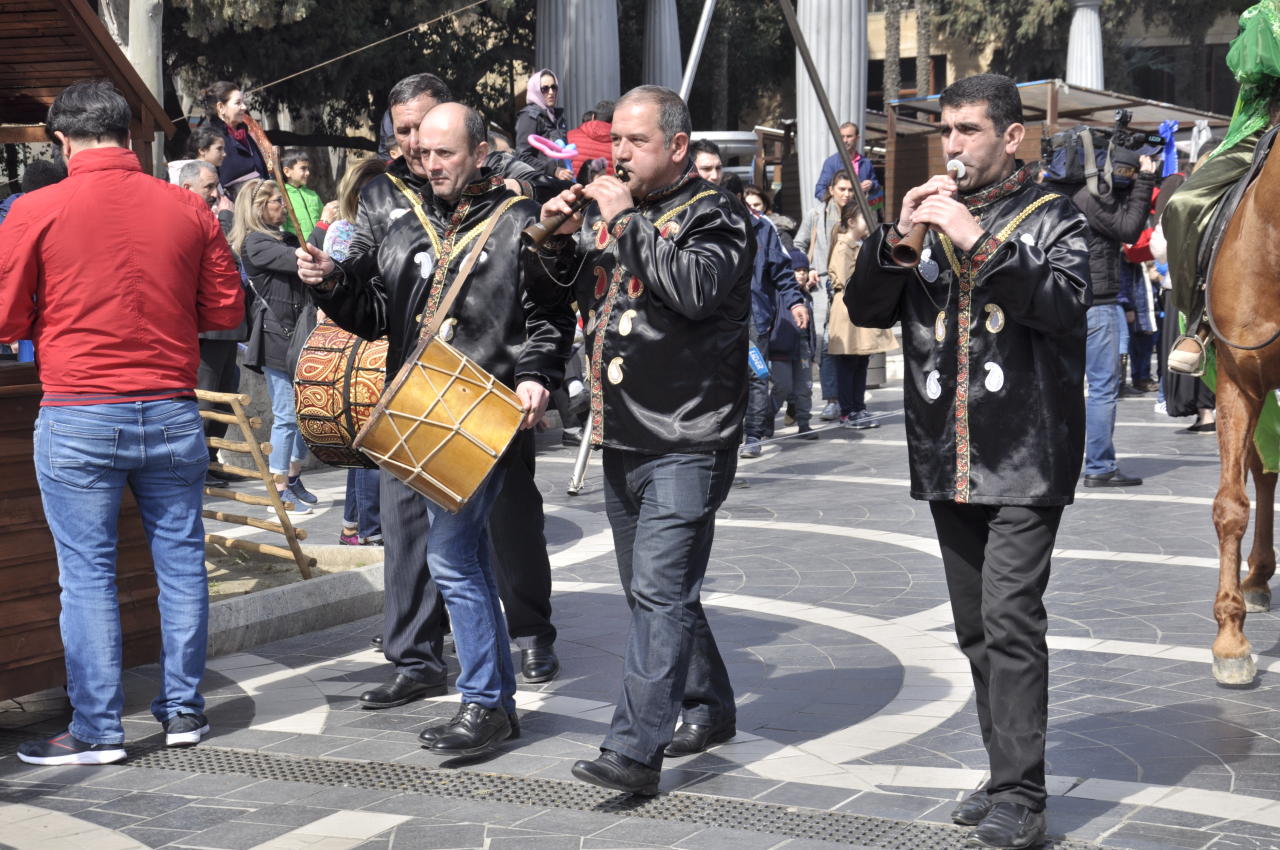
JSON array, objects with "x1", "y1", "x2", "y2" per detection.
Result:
[
  {"x1": 521, "y1": 646, "x2": 560, "y2": 683},
  {"x1": 1082, "y1": 469, "x2": 1142, "y2": 487},
  {"x1": 663, "y1": 720, "x2": 735, "y2": 757},
  {"x1": 358, "y1": 673, "x2": 445, "y2": 709},
  {"x1": 796, "y1": 426, "x2": 819, "y2": 440},
  {"x1": 967, "y1": 802, "x2": 1046, "y2": 849},
  {"x1": 420, "y1": 709, "x2": 519, "y2": 745},
  {"x1": 571, "y1": 750, "x2": 660, "y2": 796},
  {"x1": 369, "y1": 634, "x2": 383, "y2": 649},
  {"x1": 427, "y1": 702, "x2": 512, "y2": 756},
  {"x1": 951, "y1": 789, "x2": 993, "y2": 825}
]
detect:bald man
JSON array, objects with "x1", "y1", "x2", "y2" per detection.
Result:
[{"x1": 297, "y1": 103, "x2": 574, "y2": 757}]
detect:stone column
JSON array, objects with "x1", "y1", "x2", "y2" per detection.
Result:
[
  {"x1": 535, "y1": 0, "x2": 621, "y2": 127},
  {"x1": 643, "y1": 0, "x2": 682, "y2": 91},
  {"x1": 795, "y1": 0, "x2": 867, "y2": 218},
  {"x1": 1065, "y1": 0, "x2": 1105, "y2": 90}
]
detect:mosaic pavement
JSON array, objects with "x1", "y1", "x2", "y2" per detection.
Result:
[{"x1": 3, "y1": 386, "x2": 1280, "y2": 849}]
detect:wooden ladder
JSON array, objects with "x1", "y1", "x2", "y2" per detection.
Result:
[{"x1": 195, "y1": 389, "x2": 314, "y2": 579}]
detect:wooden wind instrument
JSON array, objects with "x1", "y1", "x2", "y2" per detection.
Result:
[{"x1": 890, "y1": 159, "x2": 967, "y2": 268}]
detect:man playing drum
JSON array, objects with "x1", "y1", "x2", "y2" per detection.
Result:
[
  {"x1": 532, "y1": 85, "x2": 755, "y2": 795},
  {"x1": 317, "y1": 73, "x2": 569, "y2": 718},
  {"x1": 296, "y1": 103, "x2": 574, "y2": 757}
]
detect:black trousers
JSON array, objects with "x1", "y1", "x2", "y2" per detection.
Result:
[
  {"x1": 929, "y1": 500, "x2": 1063, "y2": 812},
  {"x1": 379, "y1": 430, "x2": 556, "y2": 683},
  {"x1": 196, "y1": 339, "x2": 241, "y2": 465}
]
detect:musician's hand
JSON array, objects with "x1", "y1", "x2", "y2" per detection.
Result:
[
  {"x1": 1139, "y1": 154, "x2": 1158, "y2": 175},
  {"x1": 791, "y1": 303, "x2": 810, "y2": 330},
  {"x1": 296, "y1": 243, "x2": 335, "y2": 286},
  {"x1": 555, "y1": 167, "x2": 575, "y2": 181},
  {"x1": 911, "y1": 194, "x2": 984, "y2": 253},
  {"x1": 584, "y1": 175, "x2": 634, "y2": 223},
  {"x1": 515, "y1": 380, "x2": 551, "y2": 430},
  {"x1": 542, "y1": 185, "x2": 586, "y2": 235},
  {"x1": 897, "y1": 173, "x2": 959, "y2": 235}
]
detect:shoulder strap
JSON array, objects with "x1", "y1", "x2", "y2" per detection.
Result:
[{"x1": 419, "y1": 195, "x2": 525, "y2": 342}]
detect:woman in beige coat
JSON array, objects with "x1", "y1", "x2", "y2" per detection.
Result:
[{"x1": 827, "y1": 202, "x2": 899, "y2": 428}]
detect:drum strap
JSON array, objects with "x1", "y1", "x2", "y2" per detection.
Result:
[
  {"x1": 387, "y1": 174, "x2": 444, "y2": 256},
  {"x1": 418, "y1": 195, "x2": 525, "y2": 343}
]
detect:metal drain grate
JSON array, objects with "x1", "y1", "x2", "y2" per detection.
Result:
[{"x1": 0, "y1": 733, "x2": 1103, "y2": 850}]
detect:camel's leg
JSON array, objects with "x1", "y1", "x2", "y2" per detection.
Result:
[
  {"x1": 1244, "y1": 442, "x2": 1277, "y2": 613},
  {"x1": 1212, "y1": 371, "x2": 1264, "y2": 685}
]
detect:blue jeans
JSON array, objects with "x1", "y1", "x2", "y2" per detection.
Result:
[
  {"x1": 601, "y1": 448, "x2": 737, "y2": 768},
  {"x1": 1084, "y1": 304, "x2": 1124, "y2": 475},
  {"x1": 34, "y1": 400, "x2": 209, "y2": 744},
  {"x1": 342, "y1": 468, "x2": 382, "y2": 538},
  {"x1": 262, "y1": 367, "x2": 308, "y2": 475},
  {"x1": 745, "y1": 325, "x2": 772, "y2": 439},
  {"x1": 423, "y1": 469, "x2": 515, "y2": 713}
]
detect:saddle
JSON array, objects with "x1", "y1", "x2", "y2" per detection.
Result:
[{"x1": 1200, "y1": 124, "x2": 1280, "y2": 289}]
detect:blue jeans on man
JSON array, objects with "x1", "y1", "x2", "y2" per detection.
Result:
[
  {"x1": 34, "y1": 399, "x2": 209, "y2": 744},
  {"x1": 1084, "y1": 303, "x2": 1140, "y2": 485},
  {"x1": 600, "y1": 448, "x2": 737, "y2": 768},
  {"x1": 422, "y1": 469, "x2": 517, "y2": 714}
]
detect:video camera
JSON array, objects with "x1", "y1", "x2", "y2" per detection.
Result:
[{"x1": 1042, "y1": 109, "x2": 1164, "y2": 195}]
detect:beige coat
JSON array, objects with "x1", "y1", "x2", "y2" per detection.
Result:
[{"x1": 826, "y1": 220, "x2": 899, "y2": 356}]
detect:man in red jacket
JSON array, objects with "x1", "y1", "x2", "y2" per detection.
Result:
[
  {"x1": 566, "y1": 99, "x2": 614, "y2": 180},
  {"x1": 0, "y1": 80, "x2": 243, "y2": 766}
]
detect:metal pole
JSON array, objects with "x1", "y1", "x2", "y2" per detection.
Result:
[
  {"x1": 567, "y1": 428, "x2": 593, "y2": 495},
  {"x1": 776, "y1": 0, "x2": 875, "y2": 227},
  {"x1": 679, "y1": 0, "x2": 718, "y2": 102}
]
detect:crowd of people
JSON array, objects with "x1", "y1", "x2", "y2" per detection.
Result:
[{"x1": 0, "y1": 40, "x2": 1243, "y2": 850}]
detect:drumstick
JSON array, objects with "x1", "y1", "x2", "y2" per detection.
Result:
[{"x1": 242, "y1": 113, "x2": 307, "y2": 239}]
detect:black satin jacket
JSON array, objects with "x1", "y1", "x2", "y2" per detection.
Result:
[
  {"x1": 313, "y1": 171, "x2": 575, "y2": 392},
  {"x1": 532, "y1": 167, "x2": 755, "y2": 454},
  {"x1": 340, "y1": 153, "x2": 568, "y2": 294},
  {"x1": 847, "y1": 162, "x2": 1092, "y2": 506}
]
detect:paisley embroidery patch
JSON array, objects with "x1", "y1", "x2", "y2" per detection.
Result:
[
  {"x1": 984, "y1": 304, "x2": 1005, "y2": 334},
  {"x1": 627, "y1": 276, "x2": 645, "y2": 299},
  {"x1": 983, "y1": 362, "x2": 1004, "y2": 392},
  {"x1": 593, "y1": 266, "x2": 609, "y2": 299}
]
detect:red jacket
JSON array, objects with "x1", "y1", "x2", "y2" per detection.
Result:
[
  {"x1": 567, "y1": 120, "x2": 613, "y2": 177},
  {"x1": 0, "y1": 147, "x2": 243, "y2": 400}
]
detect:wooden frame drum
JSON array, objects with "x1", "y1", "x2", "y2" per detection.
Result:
[{"x1": 354, "y1": 337, "x2": 523, "y2": 513}]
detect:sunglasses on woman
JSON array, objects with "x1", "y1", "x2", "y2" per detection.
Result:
[{"x1": 541, "y1": 84, "x2": 559, "y2": 94}]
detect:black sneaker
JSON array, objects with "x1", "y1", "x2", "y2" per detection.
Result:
[
  {"x1": 163, "y1": 713, "x2": 210, "y2": 747},
  {"x1": 17, "y1": 731, "x2": 126, "y2": 766}
]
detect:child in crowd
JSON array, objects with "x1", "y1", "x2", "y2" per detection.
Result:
[
  {"x1": 281, "y1": 150, "x2": 324, "y2": 238},
  {"x1": 768, "y1": 250, "x2": 818, "y2": 440}
]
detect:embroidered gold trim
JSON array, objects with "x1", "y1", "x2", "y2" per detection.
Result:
[
  {"x1": 387, "y1": 174, "x2": 442, "y2": 257},
  {"x1": 935, "y1": 191, "x2": 1061, "y2": 504}
]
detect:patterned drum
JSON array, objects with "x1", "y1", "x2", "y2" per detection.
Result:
[{"x1": 294, "y1": 321, "x2": 388, "y2": 468}]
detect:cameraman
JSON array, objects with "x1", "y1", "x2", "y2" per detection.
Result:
[{"x1": 1048, "y1": 149, "x2": 1157, "y2": 487}]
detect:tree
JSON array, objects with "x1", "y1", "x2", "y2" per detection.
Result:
[
  {"x1": 163, "y1": 0, "x2": 535, "y2": 144},
  {"x1": 934, "y1": 0, "x2": 1251, "y2": 111},
  {"x1": 884, "y1": 0, "x2": 903, "y2": 105},
  {"x1": 915, "y1": 0, "x2": 931, "y2": 96}
]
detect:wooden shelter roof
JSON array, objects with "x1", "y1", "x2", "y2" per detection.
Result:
[{"x1": 0, "y1": 0, "x2": 171, "y2": 145}]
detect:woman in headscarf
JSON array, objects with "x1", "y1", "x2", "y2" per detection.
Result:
[{"x1": 515, "y1": 68, "x2": 571, "y2": 179}]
